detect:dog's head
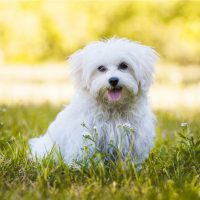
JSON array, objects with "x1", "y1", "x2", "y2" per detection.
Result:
[{"x1": 68, "y1": 38, "x2": 157, "y2": 106}]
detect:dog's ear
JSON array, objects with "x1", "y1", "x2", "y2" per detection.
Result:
[
  {"x1": 137, "y1": 46, "x2": 158, "y2": 92},
  {"x1": 68, "y1": 49, "x2": 84, "y2": 88}
]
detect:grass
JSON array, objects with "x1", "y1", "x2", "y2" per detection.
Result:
[{"x1": 0, "y1": 104, "x2": 199, "y2": 200}]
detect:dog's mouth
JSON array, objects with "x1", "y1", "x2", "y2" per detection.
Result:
[{"x1": 107, "y1": 87, "x2": 122, "y2": 102}]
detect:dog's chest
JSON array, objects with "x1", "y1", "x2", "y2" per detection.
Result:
[{"x1": 86, "y1": 111, "x2": 137, "y2": 152}]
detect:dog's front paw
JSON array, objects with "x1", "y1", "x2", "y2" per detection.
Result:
[{"x1": 28, "y1": 134, "x2": 54, "y2": 161}]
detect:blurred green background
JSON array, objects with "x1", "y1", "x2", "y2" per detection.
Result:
[
  {"x1": 1, "y1": 0, "x2": 200, "y2": 109},
  {"x1": 0, "y1": 0, "x2": 200, "y2": 64}
]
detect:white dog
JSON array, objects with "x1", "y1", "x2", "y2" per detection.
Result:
[{"x1": 29, "y1": 38, "x2": 157, "y2": 167}]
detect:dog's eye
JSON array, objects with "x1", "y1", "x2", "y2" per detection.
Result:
[
  {"x1": 98, "y1": 65, "x2": 107, "y2": 72},
  {"x1": 118, "y1": 62, "x2": 128, "y2": 70}
]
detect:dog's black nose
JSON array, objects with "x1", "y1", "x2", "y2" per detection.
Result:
[{"x1": 109, "y1": 77, "x2": 119, "y2": 87}]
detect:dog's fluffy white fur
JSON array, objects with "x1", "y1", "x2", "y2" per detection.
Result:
[{"x1": 29, "y1": 38, "x2": 157, "y2": 166}]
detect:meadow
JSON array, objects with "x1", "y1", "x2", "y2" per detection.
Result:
[
  {"x1": 0, "y1": 64, "x2": 199, "y2": 200},
  {"x1": 0, "y1": 1, "x2": 200, "y2": 199},
  {"x1": 0, "y1": 104, "x2": 199, "y2": 200}
]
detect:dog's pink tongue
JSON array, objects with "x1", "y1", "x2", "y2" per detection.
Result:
[{"x1": 108, "y1": 89, "x2": 122, "y2": 102}]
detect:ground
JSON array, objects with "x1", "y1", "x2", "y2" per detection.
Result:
[{"x1": 0, "y1": 64, "x2": 199, "y2": 200}]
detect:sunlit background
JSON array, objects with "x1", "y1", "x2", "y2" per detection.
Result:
[{"x1": 0, "y1": 0, "x2": 200, "y2": 110}]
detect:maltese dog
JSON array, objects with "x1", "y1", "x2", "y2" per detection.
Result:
[{"x1": 29, "y1": 38, "x2": 157, "y2": 167}]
